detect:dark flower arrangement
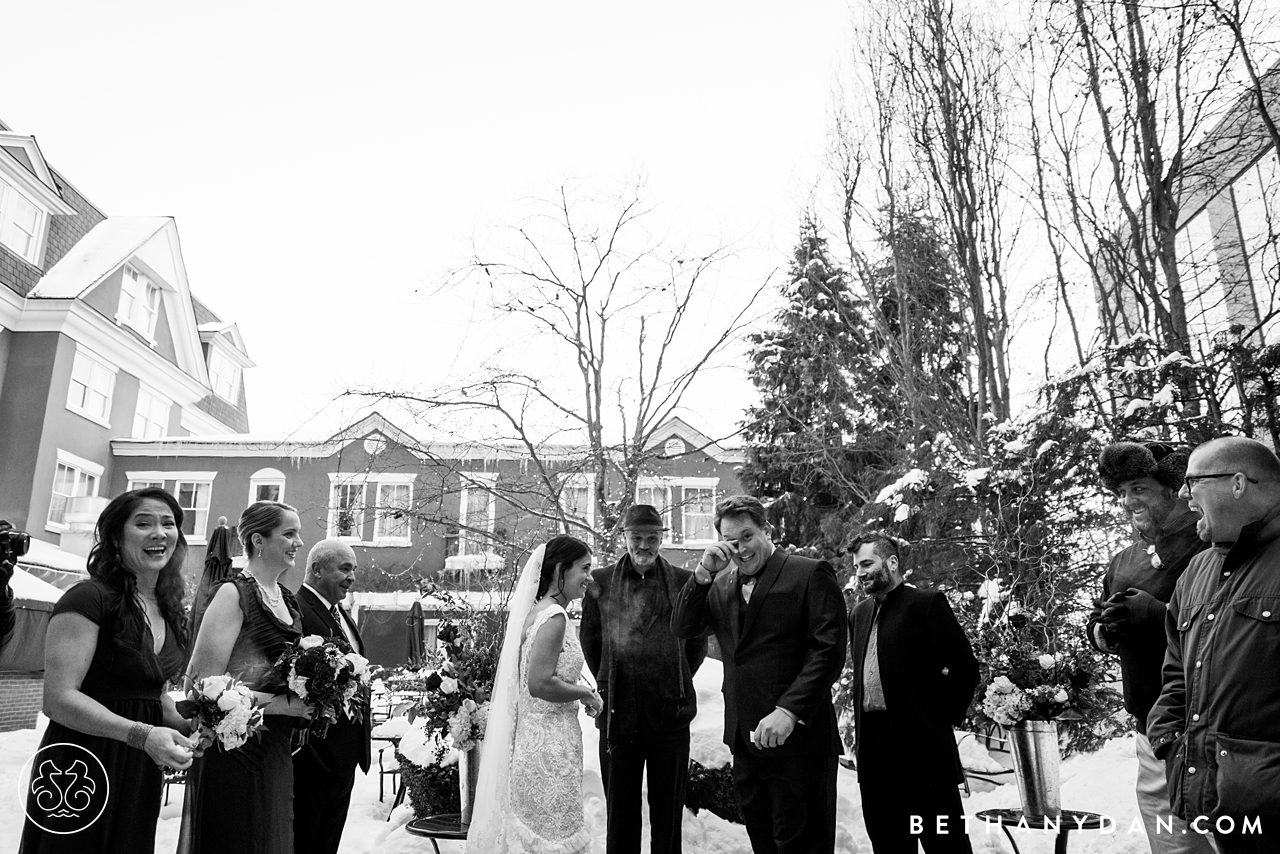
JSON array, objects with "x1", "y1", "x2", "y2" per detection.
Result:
[{"x1": 275, "y1": 634, "x2": 373, "y2": 736}]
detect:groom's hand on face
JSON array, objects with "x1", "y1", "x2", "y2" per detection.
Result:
[
  {"x1": 752, "y1": 708, "x2": 796, "y2": 749},
  {"x1": 697, "y1": 541, "x2": 738, "y2": 583}
]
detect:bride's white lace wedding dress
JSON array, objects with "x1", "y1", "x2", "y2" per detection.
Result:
[
  {"x1": 505, "y1": 602, "x2": 592, "y2": 852},
  {"x1": 504, "y1": 604, "x2": 593, "y2": 850}
]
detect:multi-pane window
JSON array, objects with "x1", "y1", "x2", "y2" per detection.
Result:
[
  {"x1": 460, "y1": 486, "x2": 495, "y2": 556},
  {"x1": 682, "y1": 487, "x2": 717, "y2": 543},
  {"x1": 331, "y1": 483, "x2": 365, "y2": 540},
  {"x1": 636, "y1": 483, "x2": 673, "y2": 542},
  {"x1": 128, "y1": 480, "x2": 164, "y2": 491},
  {"x1": 249, "y1": 468, "x2": 286, "y2": 506},
  {"x1": 48, "y1": 458, "x2": 101, "y2": 528},
  {"x1": 208, "y1": 347, "x2": 241, "y2": 402},
  {"x1": 375, "y1": 483, "x2": 412, "y2": 542},
  {"x1": 66, "y1": 346, "x2": 117, "y2": 424},
  {"x1": 132, "y1": 387, "x2": 171, "y2": 440},
  {"x1": 175, "y1": 481, "x2": 212, "y2": 541},
  {"x1": 118, "y1": 266, "x2": 161, "y2": 338},
  {"x1": 0, "y1": 177, "x2": 42, "y2": 263}
]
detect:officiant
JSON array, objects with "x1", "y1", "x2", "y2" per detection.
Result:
[{"x1": 580, "y1": 504, "x2": 707, "y2": 854}]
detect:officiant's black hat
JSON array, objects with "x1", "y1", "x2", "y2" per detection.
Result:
[
  {"x1": 622, "y1": 504, "x2": 667, "y2": 530},
  {"x1": 1098, "y1": 440, "x2": 1189, "y2": 494}
]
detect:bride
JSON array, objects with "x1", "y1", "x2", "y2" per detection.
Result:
[{"x1": 467, "y1": 535, "x2": 603, "y2": 853}]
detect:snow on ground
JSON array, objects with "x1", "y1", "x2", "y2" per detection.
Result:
[{"x1": 2, "y1": 659, "x2": 1157, "y2": 853}]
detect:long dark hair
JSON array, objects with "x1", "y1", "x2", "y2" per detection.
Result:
[
  {"x1": 87, "y1": 488, "x2": 190, "y2": 653},
  {"x1": 536, "y1": 535, "x2": 591, "y2": 600}
]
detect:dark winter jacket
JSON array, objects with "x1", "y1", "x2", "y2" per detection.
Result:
[
  {"x1": 580, "y1": 555, "x2": 706, "y2": 748},
  {"x1": 1086, "y1": 505, "x2": 1207, "y2": 730},
  {"x1": 1148, "y1": 505, "x2": 1280, "y2": 824}
]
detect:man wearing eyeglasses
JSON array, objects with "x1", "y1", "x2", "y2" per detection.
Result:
[
  {"x1": 1149, "y1": 437, "x2": 1280, "y2": 852},
  {"x1": 1087, "y1": 442, "x2": 1213, "y2": 854}
]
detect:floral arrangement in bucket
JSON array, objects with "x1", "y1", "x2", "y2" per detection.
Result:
[
  {"x1": 967, "y1": 605, "x2": 1121, "y2": 753},
  {"x1": 412, "y1": 620, "x2": 492, "y2": 751},
  {"x1": 969, "y1": 614, "x2": 1121, "y2": 819}
]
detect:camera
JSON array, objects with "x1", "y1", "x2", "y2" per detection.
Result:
[{"x1": 0, "y1": 529, "x2": 30, "y2": 566}]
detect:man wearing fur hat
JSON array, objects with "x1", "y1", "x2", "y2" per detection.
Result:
[
  {"x1": 1089, "y1": 441, "x2": 1213, "y2": 853},
  {"x1": 580, "y1": 504, "x2": 708, "y2": 854}
]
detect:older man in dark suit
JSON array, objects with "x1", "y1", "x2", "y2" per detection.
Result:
[
  {"x1": 847, "y1": 534, "x2": 978, "y2": 854},
  {"x1": 672, "y1": 494, "x2": 847, "y2": 854},
  {"x1": 293, "y1": 539, "x2": 372, "y2": 854}
]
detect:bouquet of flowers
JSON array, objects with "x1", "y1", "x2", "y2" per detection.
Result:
[
  {"x1": 411, "y1": 617, "x2": 496, "y2": 753},
  {"x1": 177, "y1": 674, "x2": 267, "y2": 751},
  {"x1": 275, "y1": 635, "x2": 374, "y2": 736}
]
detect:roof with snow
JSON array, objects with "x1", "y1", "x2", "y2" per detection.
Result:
[{"x1": 28, "y1": 217, "x2": 171, "y2": 299}]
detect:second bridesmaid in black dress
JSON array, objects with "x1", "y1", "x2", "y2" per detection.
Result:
[{"x1": 179, "y1": 501, "x2": 313, "y2": 854}]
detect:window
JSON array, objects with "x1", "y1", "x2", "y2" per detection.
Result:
[
  {"x1": 118, "y1": 265, "x2": 161, "y2": 339},
  {"x1": 249, "y1": 468, "x2": 286, "y2": 506},
  {"x1": 128, "y1": 480, "x2": 164, "y2": 491},
  {"x1": 460, "y1": 475, "x2": 497, "y2": 556},
  {"x1": 0, "y1": 176, "x2": 45, "y2": 264},
  {"x1": 682, "y1": 486, "x2": 717, "y2": 544},
  {"x1": 636, "y1": 481, "x2": 674, "y2": 542},
  {"x1": 375, "y1": 482, "x2": 412, "y2": 544},
  {"x1": 66, "y1": 345, "x2": 117, "y2": 425},
  {"x1": 208, "y1": 347, "x2": 241, "y2": 403},
  {"x1": 0, "y1": 177, "x2": 42, "y2": 263},
  {"x1": 47, "y1": 451, "x2": 103, "y2": 530},
  {"x1": 558, "y1": 474, "x2": 596, "y2": 535},
  {"x1": 175, "y1": 480, "x2": 213, "y2": 542},
  {"x1": 330, "y1": 482, "x2": 366, "y2": 540},
  {"x1": 132, "y1": 386, "x2": 171, "y2": 440}
]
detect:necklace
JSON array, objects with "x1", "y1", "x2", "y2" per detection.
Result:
[{"x1": 248, "y1": 572, "x2": 283, "y2": 607}]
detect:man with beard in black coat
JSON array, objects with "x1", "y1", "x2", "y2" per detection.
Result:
[{"x1": 847, "y1": 534, "x2": 978, "y2": 853}]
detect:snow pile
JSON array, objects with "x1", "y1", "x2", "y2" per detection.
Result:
[{"x1": 0, "y1": 659, "x2": 1158, "y2": 854}]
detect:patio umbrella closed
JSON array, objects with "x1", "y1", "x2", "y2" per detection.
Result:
[
  {"x1": 187, "y1": 518, "x2": 235, "y2": 651},
  {"x1": 405, "y1": 599, "x2": 427, "y2": 668}
]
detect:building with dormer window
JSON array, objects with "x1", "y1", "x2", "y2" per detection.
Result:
[{"x1": 0, "y1": 119, "x2": 252, "y2": 550}]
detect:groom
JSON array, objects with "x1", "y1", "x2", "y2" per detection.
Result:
[
  {"x1": 672, "y1": 495, "x2": 847, "y2": 854},
  {"x1": 293, "y1": 539, "x2": 372, "y2": 854}
]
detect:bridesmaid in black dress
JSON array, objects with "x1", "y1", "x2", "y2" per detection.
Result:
[
  {"x1": 19, "y1": 488, "x2": 198, "y2": 854},
  {"x1": 179, "y1": 501, "x2": 313, "y2": 854}
]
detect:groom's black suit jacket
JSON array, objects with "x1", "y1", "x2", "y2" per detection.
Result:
[{"x1": 671, "y1": 548, "x2": 847, "y2": 758}]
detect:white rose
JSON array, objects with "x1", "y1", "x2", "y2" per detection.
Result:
[
  {"x1": 1054, "y1": 689, "x2": 1068, "y2": 704},
  {"x1": 217, "y1": 691, "x2": 244, "y2": 711},
  {"x1": 299, "y1": 635, "x2": 325, "y2": 650},
  {"x1": 288, "y1": 673, "x2": 310, "y2": 700},
  {"x1": 1038, "y1": 654, "x2": 1055, "y2": 670},
  {"x1": 343, "y1": 652, "x2": 370, "y2": 678},
  {"x1": 440, "y1": 677, "x2": 459, "y2": 695},
  {"x1": 991, "y1": 676, "x2": 1015, "y2": 694},
  {"x1": 462, "y1": 698, "x2": 477, "y2": 713},
  {"x1": 200, "y1": 674, "x2": 232, "y2": 700}
]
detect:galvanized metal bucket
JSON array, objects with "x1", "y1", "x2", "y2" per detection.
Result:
[
  {"x1": 458, "y1": 741, "x2": 483, "y2": 828},
  {"x1": 1009, "y1": 720, "x2": 1061, "y2": 818}
]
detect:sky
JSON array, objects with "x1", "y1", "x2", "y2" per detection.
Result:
[{"x1": 4, "y1": 1, "x2": 854, "y2": 443}]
